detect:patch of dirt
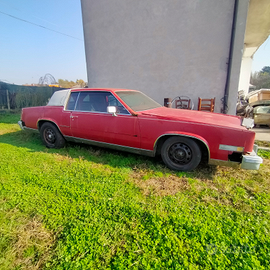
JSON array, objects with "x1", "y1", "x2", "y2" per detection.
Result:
[
  {"x1": 12, "y1": 217, "x2": 56, "y2": 270},
  {"x1": 131, "y1": 174, "x2": 189, "y2": 196}
]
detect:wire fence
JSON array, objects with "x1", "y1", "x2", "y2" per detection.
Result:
[{"x1": 0, "y1": 82, "x2": 66, "y2": 110}]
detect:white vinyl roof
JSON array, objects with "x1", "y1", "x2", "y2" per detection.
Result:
[{"x1": 47, "y1": 89, "x2": 71, "y2": 106}]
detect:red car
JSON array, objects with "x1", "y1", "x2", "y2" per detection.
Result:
[{"x1": 18, "y1": 88, "x2": 262, "y2": 171}]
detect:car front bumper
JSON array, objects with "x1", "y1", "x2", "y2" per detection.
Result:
[
  {"x1": 209, "y1": 144, "x2": 263, "y2": 170},
  {"x1": 241, "y1": 149, "x2": 263, "y2": 170}
]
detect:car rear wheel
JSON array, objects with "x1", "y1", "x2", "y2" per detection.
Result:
[
  {"x1": 40, "y1": 122, "x2": 65, "y2": 148},
  {"x1": 161, "y1": 137, "x2": 201, "y2": 171}
]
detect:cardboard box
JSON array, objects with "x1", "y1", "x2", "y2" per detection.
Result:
[{"x1": 249, "y1": 89, "x2": 270, "y2": 104}]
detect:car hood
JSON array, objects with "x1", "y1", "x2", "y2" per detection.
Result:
[{"x1": 139, "y1": 107, "x2": 245, "y2": 129}]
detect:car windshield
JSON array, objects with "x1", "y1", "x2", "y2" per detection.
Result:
[{"x1": 116, "y1": 91, "x2": 162, "y2": 111}]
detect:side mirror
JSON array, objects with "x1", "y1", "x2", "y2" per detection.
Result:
[{"x1": 107, "y1": 106, "x2": 117, "y2": 116}]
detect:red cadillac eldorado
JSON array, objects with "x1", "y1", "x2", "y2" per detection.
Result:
[{"x1": 18, "y1": 88, "x2": 263, "y2": 171}]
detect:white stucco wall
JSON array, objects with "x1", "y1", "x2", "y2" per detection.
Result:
[
  {"x1": 81, "y1": 0, "x2": 247, "y2": 113},
  {"x1": 238, "y1": 46, "x2": 258, "y2": 96},
  {"x1": 238, "y1": 57, "x2": 253, "y2": 95}
]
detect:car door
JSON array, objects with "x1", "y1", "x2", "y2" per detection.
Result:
[
  {"x1": 60, "y1": 91, "x2": 79, "y2": 137},
  {"x1": 69, "y1": 91, "x2": 140, "y2": 148}
]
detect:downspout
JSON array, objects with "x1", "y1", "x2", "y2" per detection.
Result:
[{"x1": 223, "y1": 0, "x2": 239, "y2": 114}]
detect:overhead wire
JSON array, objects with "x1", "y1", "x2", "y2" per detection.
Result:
[
  {"x1": 0, "y1": 10, "x2": 83, "y2": 41},
  {"x1": 0, "y1": 0, "x2": 58, "y2": 26}
]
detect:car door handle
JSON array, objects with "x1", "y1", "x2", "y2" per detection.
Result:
[{"x1": 70, "y1": 115, "x2": 78, "y2": 119}]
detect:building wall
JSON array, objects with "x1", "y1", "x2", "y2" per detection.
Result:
[
  {"x1": 238, "y1": 46, "x2": 259, "y2": 96},
  {"x1": 227, "y1": 0, "x2": 250, "y2": 114},
  {"x1": 239, "y1": 57, "x2": 253, "y2": 94},
  {"x1": 81, "y1": 0, "x2": 242, "y2": 113}
]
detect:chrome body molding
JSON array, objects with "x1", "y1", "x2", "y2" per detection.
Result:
[
  {"x1": 65, "y1": 109, "x2": 131, "y2": 116},
  {"x1": 63, "y1": 90, "x2": 132, "y2": 116},
  {"x1": 219, "y1": 144, "x2": 244, "y2": 152},
  {"x1": 253, "y1": 144, "x2": 258, "y2": 154},
  {"x1": 24, "y1": 127, "x2": 39, "y2": 132},
  {"x1": 64, "y1": 136, "x2": 155, "y2": 157},
  {"x1": 37, "y1": 119, "x2": 62, "y2": 132},
  {"x1": 18, "y1": 121, "x2": 39, "y2": 132},
  {"x1": 153, "y1": 133, "x2": 210, "y2": 159}
]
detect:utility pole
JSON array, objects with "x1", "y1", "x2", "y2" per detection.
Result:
[{"x1": 6, "y1": 90, "x2": 10, "y2": 110}]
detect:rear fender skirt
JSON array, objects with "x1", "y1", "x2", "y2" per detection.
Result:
[{"x1": 153, "y1": 132, "x2": 210, "y2": 159}]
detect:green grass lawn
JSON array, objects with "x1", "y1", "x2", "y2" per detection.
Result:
[{"x1": 0, "y1": 113, "x2": 269, "y2": 269}]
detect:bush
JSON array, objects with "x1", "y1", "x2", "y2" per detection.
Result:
[{"x1": 14, "y1": 88, "x2": 53, "y2": 108}]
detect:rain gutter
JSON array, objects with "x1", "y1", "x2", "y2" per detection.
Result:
[{"x1": 223, "y1": 0, "x2": 239, "y2": 114}]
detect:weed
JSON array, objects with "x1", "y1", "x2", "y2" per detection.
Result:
[
  {"x1": 258, "y1": 149, "x2": 270, "y2": 159},
  {"x1": 0, "y1": 113, "x2": 269, "y2": 269},
  {"x1": 255, "y1": 140, "x2": 270, "y2": 148}
]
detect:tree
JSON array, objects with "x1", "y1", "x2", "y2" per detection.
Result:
[
  {"x1": 261, "y1": 66, "x2": 270, "y2": 74},
  {"x1": 250, "y1": 66, "x2": 270, "y2": 90},
  {"x1": 58, "y1": 79, "x2": 86, "y2": 88},
  {"x1": 76, "y1": 79, "x2": 86, "y2": 88},
  {"x1": 58, "y1": 79, "x2": 76, "y2": 88}
]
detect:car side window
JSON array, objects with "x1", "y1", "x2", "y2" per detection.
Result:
[
  {"x1": 66, "y1": 92, "x2": 79, "y2": 110},
  {"x1": 76, "y1": 92, "x2": 108, "y2": 112},
  {"x1": 67, "y1": 91, "x2": 130, "y2": 114},
  {"x1": 108, "y1": 95, "x2": 129, "y2": 114},
  {"x1": 73, "y1": 92, "x2": 108, "y2": 113},
  {"x1": 75, "y1": 92, "x2": 93, "y2": 111}
]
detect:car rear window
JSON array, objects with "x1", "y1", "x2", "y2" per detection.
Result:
[
  {"x1": 66, "y1": 92, "x2": 79, "y2": 110},
  {"x1": 47, "y1": 90, "x2": 70, "y2": 106}
]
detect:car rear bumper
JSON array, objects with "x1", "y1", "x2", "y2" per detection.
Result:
[{"x1": 18, "y1": 120, "x2": 25, "y2": 130}]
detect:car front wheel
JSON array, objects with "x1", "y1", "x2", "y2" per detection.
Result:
[
  {"x1": 161, "y1": 137, "x2": 201, "y2": 171},
  {"x1": 40, "y1": 122, "x2": 65, "y2": 148}
]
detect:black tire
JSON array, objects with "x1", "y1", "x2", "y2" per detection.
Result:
[
  {"x1": 161, "y1": 137, "x2": 201, "y2": 171},
  {"x1": 40, "y1": 122, "x2": 65, "y2": 148}
]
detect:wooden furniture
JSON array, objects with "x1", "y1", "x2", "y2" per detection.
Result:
[
  {"x1": 198, "y1": 97, "x2": 215, "y2": 112},
  {"x1": 171, "y1": 96, "x2": 194, "y2": 110},
  {"x1": 248, "y1": 89, "x2": 270, "y2": 107}
]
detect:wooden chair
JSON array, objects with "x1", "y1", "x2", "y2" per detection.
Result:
[
  {"x1": 198, "y1": 97, "x2": 215, "y2": 112},
  {"x1": 171, "y1": 96, "x2": 194, "y2": 110}
]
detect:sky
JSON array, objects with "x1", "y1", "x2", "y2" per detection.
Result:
[
  {"x1": 0, "y1": 0, "x2": 269, "y2": 85},
  {"x1": 0, "y1": 0, "x2": 87, "y2": 85},
  {"x1": 252, "y1": 36, "x2": 270, "y2": 73}
]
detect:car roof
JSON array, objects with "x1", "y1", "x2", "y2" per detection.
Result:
[{"x1": 70, "y1": 88, "x2": 140, "y2": 93}]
